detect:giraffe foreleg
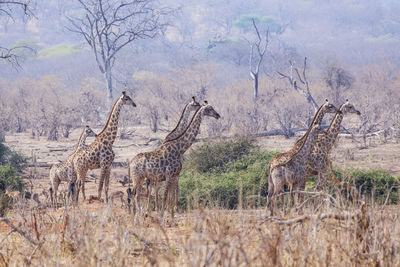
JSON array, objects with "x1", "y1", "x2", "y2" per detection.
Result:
[
  {"x1": 104, "y1": 166, "x2": 112, "y2": 203},
  {"x1": 52, "y1": 177, "x2": 60, "y2": 208},
  {"x1": 174, "y1": 180, "x2": 179, "y2": 214},
  {"x1": 75, "y1": 168, "x2": 88, "y2": 204}
]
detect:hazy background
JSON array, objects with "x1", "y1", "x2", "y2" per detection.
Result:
[{"x1": 1, "y1": 0, "x2": 399, "y2": 143}]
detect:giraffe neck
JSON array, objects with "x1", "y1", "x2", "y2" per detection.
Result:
[
  {"x1": 295, "y1": 126, "x2": 320, "y2": 160},
  {"x1": 165, "y1": 108, "x2": 204, "y2": 155},
  {"x1": 164, "y1": 103, "x2": 191, "y2": 142},
  {"x1": 97, "y1": 98, "x2": 123, "y2": 146},
  {"x1": 76, "y1": 130, "x2": 88, "y2": 150},
  {"x1": 326, "y1": 105, "x2": 345, "y2": 151},
  {"x1": 293, "y1": 104, "x2": 325, "y2": 149}
]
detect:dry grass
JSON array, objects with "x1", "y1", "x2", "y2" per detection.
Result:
[
  {"x1": 2, "y1": 130, "x2": 400, "y2": 266},
  {"x1": 0, "y1": 193, "x2": 399, "y2": 266}
]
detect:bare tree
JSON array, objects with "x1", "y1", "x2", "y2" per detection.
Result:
[
  {"x1": 277, "y1": 57, "x2": 319, "y2": 111},
  {"x1": 0, "y1": 0, "x2": 35, "y2": 66},
  {"x1": 67, "y1": 0, "x2": 174, "y2": 104},
  {"x1": 324, "y1": 64, "x2": 354, "y2": 106},
  {"x1": 248, "y1": 18, "x2": 268, "y2": 101}
]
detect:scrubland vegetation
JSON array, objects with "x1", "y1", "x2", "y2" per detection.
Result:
[{"x1": 1, "y1": 0, "x2": 400, "y2": 266}]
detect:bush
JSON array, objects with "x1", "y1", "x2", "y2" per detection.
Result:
[
  {"x1": 0, "y1": 165, "x2": 24, "y2": 193},
  {"x1": 341, "y1": 169, "x2": 399, "y2": 204},
  {"x1": 0, "y1": 142, "x2": 27, "y2": 172},
  {"x1": 185, "y1": 137, "x2": 256, "y2": 173},
  {"x1": 0, "y1": 142, "x2": 26, "y2": 215},
  {"x1": 307, "y1": 168, "x2": 399, "y2": 205},
  {"x1": 179, "y1": 138, "x2": 277, "y2": 209}
]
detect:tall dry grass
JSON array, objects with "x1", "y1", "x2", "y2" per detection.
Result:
[{"x1": 0, "y1": 190, "x2": 398, "y2": 266}]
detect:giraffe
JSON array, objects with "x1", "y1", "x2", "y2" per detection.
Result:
[
  {"x1": 49, "y1": 125, "x2": 96, "y2": 206},
  {"x1": 267, "y1": 99, "x2": 338, "y2": 171},
  {"x1": 146, "y1": 96, "x2": 201, "y2": 211},
  {"x1": 73, "y1": 92, "x2": 136, "y2": 203},
  {"x1": 129, "y1": 102, "x2": 220, "y2": 219},
  {"x1": 164, "y1": 96, "x2": 201, "y2": 142},
  {"x1": 266, "y1": 123, "x2": 323, "y2": 215},
  {"x1": 306, "y1": 100, "x2": 361, "y2": 190}
]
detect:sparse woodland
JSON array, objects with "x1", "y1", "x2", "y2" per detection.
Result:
[{"x1": 0, "y1": 0, "x2": 400, "y2": 266}]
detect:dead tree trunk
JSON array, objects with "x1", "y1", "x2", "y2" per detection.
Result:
[
  {"x1": 248, "y1": 19, "x2": 268, "y2": 101},
  {"x1": 277, "y1": 57, "x2": 319, "y2": 111}
]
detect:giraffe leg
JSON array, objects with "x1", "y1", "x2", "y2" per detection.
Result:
[
  {"x1": 169, "y1": 176, "x2": 179, "y2": 220},
  {"x1": 75, "y1": 168, "x2": 88, "y2": 204},
  {"x1": 104, "y1": 166, "x2": 111, "y2": 203},
  {"x1": 52, "y1": 178, "x2": 60, "y2": 209},
  {"x1": 98, "y1": 165, "x2": 111, "y2": 202},
  {"x1": 155, "y1": 183, "x2": 160, "y2": 212},
  {"x1": 316, "y1": 172, "x2": 325, "y2": 191},
  {"x1": 161, "y1": 178, "x2": 174, "y2": 219},
  {"x1": 146, "y1": 182, "x2": 152, "y2": 213},
  {"x1": 175, "y1": 181, "x2": 179, "y2": 214}
]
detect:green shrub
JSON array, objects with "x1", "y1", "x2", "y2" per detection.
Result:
[
  {"x1": 0, "y1": 142, "x2": 25, "y2": 215},
  {"x1": 179, "y1": 138, "x2": 277, "y2": 209},
  {"x1": 309, "y1": 168, "x2": 399, "y2": 205},
  {"x1": 341, "y1": 169, "x2": 399, "y2": 204},
  {"x1": 0, "y1": 165, "x2": 24, "y2": 193},
  {"x1": 185, "y1": 137, "x2": 256, "y2": 173},
  {"x1": 0, "y1": 142, "x2": 27, "y2": 172}
]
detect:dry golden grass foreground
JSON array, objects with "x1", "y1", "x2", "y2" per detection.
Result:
[
  {"x1": 2, "y1": 128, "x2": 400, "y2": 266},
  {"x1": 0, "y1": 198, "x2": 399, "y2": 266}
]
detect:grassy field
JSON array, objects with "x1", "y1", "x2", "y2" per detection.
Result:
[{"x1": 1, "y1": 127, "x2": 400, "y2": 266}]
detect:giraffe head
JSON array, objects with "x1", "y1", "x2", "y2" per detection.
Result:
[
  {"x1": 322, "y1": 99, "x2": 338, "y2": 114},
  {"x1": 187, "y1": 96, "x2": 201, "y2": 112},
  {"x1": 341, "y1": 100, "x2": 361, "y2": 115},
  {"x1": 84, "y1": 125, "x2": 97, "y2": 137},
  {"x1": 201, "y1": 101, "x2": 220, "y2": 119},
  {"x1": 120, "y1": 91, "x2": 136, "y2": 107}
]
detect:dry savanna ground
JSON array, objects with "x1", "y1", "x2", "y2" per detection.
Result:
[{"x1": 1, "y1": 126, "x2": 400, "y2": 266}]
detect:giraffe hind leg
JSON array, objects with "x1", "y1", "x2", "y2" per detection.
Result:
[{"x1": 98, "y1": 165, "x2": 111, "y2": 202}]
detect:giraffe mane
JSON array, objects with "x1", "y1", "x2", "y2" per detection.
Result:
[
  {"x1": 164, "y1": 102, "x2": 190, "y2": 141},
  {"x1": 96, "y1": 97, "x2": 120, "y2": 138},
  {"x1": 294, "y1": 102, "x2": 325, "y2": 147},
  {"x1": 75, "y1": 128, "x2": 86, "y2": 150},
  {"x1": 163, "y1": 104, "x2": 203, "y2": 144}
]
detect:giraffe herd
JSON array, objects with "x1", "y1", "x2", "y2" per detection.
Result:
[{"x1": 49, "y1": 91, "x2": 360, "y2": 218}]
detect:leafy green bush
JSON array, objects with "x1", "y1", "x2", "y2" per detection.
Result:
[
  {"x1": 307, "y1": 168, "x2": 399, "y2": 204},
  {"x1": 179, "y1": 138, "x2": 277, "y2": 209},
  {"x1": 185, "y1": 137, "x2": 256, "y2": 173},
  {"x1": 0, "y1": 165, "x2": 24, "y2": 193},
  {"x1": 0, "y1": 142, "x2": 27, "y2": 172},
  {"x1": 341, "y1": 169, "x2": 399, "y2": 204},
  {"x1": 0, "y1": 142, "x2": 26, "y2": 215}
]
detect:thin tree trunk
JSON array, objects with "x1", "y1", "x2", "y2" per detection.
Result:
[
  {"x1": 105, "y1": 64, "x2": 113, "y2": 106},
  {"x1": 253, "y1": 73, "x2": 259, "y2": 101}
]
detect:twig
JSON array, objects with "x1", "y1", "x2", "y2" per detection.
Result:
[
  {"x1": 0, "y1": 217, "x2": 50, "y2": 257},
  {"x1": 262, "y1": 210, "x2": 360, "y2": 225},
  {"x1": 0, "y1": 229, "x2": 15, "y2": 246},
  {"x1": 0, "y1": 217, "x2": 39, "y2": 246}
]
